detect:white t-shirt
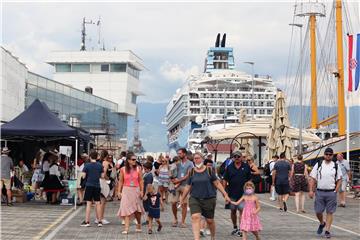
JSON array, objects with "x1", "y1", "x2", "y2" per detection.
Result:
[
  {"x1": 42, "y1": 161, "x2": 50, "y2": 172},
  {"x1": 310, "y1": 161, "x2": 341, "y2": 190},
  {"x1": 337, "y1": 160, "x2": 350, "y2": 181},
  {"x1": 269, "y1": 160, "x2": 276, "y2": 176},
  {"x1": 49, "y1": 164, "x2": 60, "y2": 176}
]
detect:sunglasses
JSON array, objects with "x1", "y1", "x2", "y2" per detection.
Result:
[
  {"x1": 233, "y1": 155, "x2": 241, "y2": 158},
  {"x1": 129, "y1": 158, "x2": 137, "y2": 161},
  {"x1": 324, "y1": 153, "x2": 333, "y2": 156}
]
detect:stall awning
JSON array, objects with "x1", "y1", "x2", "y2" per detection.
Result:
[{"x1": 1, "y1": 99, "x2": 83, "y2": 138}]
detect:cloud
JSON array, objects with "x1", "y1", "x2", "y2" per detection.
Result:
[{"x1": 159, "y1": 61, "x2": 199, "y2": 83}]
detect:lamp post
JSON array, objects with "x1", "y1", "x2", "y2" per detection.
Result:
[
  {"x1": 244, "y1": 62, "x2": 255, "y2": 119},
  {"x1": 289, "y1": 23, "x2": 303, "y2": 154}
]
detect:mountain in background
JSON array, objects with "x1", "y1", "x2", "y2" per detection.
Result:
[{"x1": 128, "y1": 103, "x2": 360, "y2": 152}]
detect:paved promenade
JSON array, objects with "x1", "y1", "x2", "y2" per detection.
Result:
[{"x1": 1, "y1": 193, "x2": 359, "y2": 240}]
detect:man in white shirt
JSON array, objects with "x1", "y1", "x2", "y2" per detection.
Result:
[
  {"x1": 336, "y1": 153, "x2": 351, "y2": 207},
  {"x1": 309, "y1": 148, "x2": 341, "y2": 239},
  {"x1": 269, "y1": 155, "x2": 278, "y2": 201}
]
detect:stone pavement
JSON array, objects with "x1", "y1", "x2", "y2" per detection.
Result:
[
  {"x1": 1, "y1": 201, "x2": 73, "y2": 240},
  {"x1": 1, "y1": 193, "x2": 359, "y2": 240}
]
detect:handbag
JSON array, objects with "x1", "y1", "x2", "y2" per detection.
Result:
[
  {"x1": 80, "y1": 176, "x2": 87, "y2": 189},
  {"x1": 251, "y1": 174, "x2": 261, "y2": 184}
]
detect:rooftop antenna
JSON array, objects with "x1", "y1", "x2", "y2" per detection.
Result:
[
  {"x1": 80, "y1": 17, "x2": 94, "y2": 51},
  {"x1": 102, "y1": 38, "x2": 106, "y2": 51},
  {"x1": 97, "y1": 16, "x2": 102, "y2": 50}
]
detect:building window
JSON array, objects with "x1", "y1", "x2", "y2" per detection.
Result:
[
  {"x1": 55, "y1": 64, "x2": 71, "y2": 72},
  {"x1": 131, "y1": 93, "x2": 137, "y2": 104},
  {"x1": 72, "y1": 64, "x2": 90, "y2": 72},
  {"x1": 219, "y1": 109, "x2": 224, "y2": 114},
  {"x1": 101, "y1": 64, "x2": 109, "y2": 72},
  {"x1": 110, "y1": 63, "x2": 126, "y2": 72}
]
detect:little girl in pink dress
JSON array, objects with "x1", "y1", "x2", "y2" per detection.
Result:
[{"x1": 231, "y1": 181, "x2": 262, "y2": 240}]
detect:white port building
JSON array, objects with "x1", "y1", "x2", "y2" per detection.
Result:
[{"x1": 46, "y1": 50, "x2": 145, "y2": 116}]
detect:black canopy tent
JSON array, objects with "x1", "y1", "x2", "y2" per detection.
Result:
[
  {"x1": 1, "y1": 99, "x2": 90, "y2": 140},
  {"x1": 1, "y1": 99, "x2": 90, "y2": 208}
]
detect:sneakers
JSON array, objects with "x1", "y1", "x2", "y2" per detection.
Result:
[
  {"x1": 95, "y1": 219, "x2": 110, "y2": 225},
  {"x1": 97, "y1": 221, "x2": 103, "y2": 227},
  {"x1": 324, "y1": 231, "x2": 331, "y2": 238},
  {"x1": 200, "y1": 229, "x2": 205, "y2": 237},
  {"x1": 269, "y1": 197, "x2": 276, "y2": 201},
  {"x1": 317, "y1": 222, "x2": 326, "y2": 235},
  {"x1": 237, "y1": 231, "x2": 243, "y2": 237},
  {"x1": 205, "y1": 229, "x2": 211, "y2": 235},
  {"x1": 102, "y1": 219, "x2": 110, "y2": 225},
  {"x1": 283, "y1": 201, "x2": 287, "y2": 212},
  {"x1": 231, "y1": 228, "x2": 239, "y2": 235},
  {"x1": 80, "y1": 221, "x2": 90, "y2": 227}
]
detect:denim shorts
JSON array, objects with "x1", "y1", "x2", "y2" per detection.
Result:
[{"x1": 314, "y1": 190, "x2": 337, "y2": 214}]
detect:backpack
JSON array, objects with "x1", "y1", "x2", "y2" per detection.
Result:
[
  {"x1": 219, "y1": 158, "x2": 232, "y2": 178},
  {"x1": 264, "y1": 160, "x2": 273, "y2": 177},
  {"x1": 316, "y1": 159, "x2": 338, "y2": 183}
]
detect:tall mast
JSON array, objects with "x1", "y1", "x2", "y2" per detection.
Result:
[
  {"x1": 309, "y1": 15, "x2": 318, "y2": 129},
  {"x1": 295, "y1": 1, "x2": 325, "y2": 130},
  {"x1": 335, "y1": 0, "x2": 346, "y2": 135}
]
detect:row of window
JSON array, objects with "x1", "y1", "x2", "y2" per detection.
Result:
[
  {"x1": 189, "y1": 108, "x2": 272, "y2": 115},
  {"x1": 55, "y1": 63, "x2": 135, "y2": 74},
  {"x1": 202, "y1": 100, "x2": 274, "y2": 107},
  {"x1": 197, "y1": 93, "x2": 274, "y2": 99}
]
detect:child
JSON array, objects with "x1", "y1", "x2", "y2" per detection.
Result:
[
  {"x1": 143, "y1": 184, "x2": 162, "y2": 234},
  {"x1": 142, "y1": 162, "x2": 154, "y2": 225},
  {"x1": 230, "y1": 181, "x2": 262, "y2": 240}
]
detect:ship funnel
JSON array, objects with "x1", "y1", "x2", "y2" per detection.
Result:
[
  {"x1": 215, "y1": 33, "x2": 220, "y2": 47},
  {"x1": 221, "y1": 33, "x2": 226, "y2": 47}
]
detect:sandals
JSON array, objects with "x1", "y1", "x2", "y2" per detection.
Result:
[
  {"x1": 121, "y1": 230, "x2": 128, "y2": 235},
  {"x1": 157, "y1": 224, "x2": 163, "y2": 232},
  {"x1": 172, "y1": 221, "x2": 178, "y2": 227},
  {"x1": 179, "y1": 223, "x2": 187, "y2": 228},
  {"x1": 148, "y1": 229, "x2": 153, "y2": 234}
]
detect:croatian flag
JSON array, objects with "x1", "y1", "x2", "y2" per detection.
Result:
[{"x1": 348, "y1": 33, "x2": 360, "y2": 92}]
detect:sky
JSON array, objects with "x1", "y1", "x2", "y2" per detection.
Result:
[{"x1": 3, "y1": 0, "x2": 359, "y2": 107}]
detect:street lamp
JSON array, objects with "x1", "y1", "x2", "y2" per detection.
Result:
[
  {"x1": 244, "y1": 61, "x2": 255, "y2": 120},
  {"x1": 289, "y1": 23, "x2": 303, "y2": 154}
]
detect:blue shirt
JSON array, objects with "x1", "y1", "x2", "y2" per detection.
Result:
[
  {"x1": 176, "y1": 160, "x2": 194, "y2": 186},
  {"x1": 143, "y1": 172, "x2": 153, "y2": 194},
  {"x1": 223, "y1": 162, "x2": 251, "y2": 200},
  {"x1": 83, "y1": 161, "x2": 103, "y2": 188},
  {"x1": 273, "y1": 160, "x2": 291, "y2": 185}
]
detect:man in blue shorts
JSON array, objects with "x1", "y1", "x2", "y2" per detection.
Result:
[{"x1": 222, "y1": 151, "x2": 251, "y2": 237}]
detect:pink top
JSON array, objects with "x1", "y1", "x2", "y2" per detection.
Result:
[{"x1": 122, "y1": 167, "x2": 140, "y2": 187}]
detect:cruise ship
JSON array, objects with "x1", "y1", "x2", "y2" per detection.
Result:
[{"x1": 165, "y1": 34, "x2": 277, "y2": 153}]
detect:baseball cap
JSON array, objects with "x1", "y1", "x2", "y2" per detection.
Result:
[
  {"x1": 232, "y1": 151, "x2": 242, "y2": 157},
  {"x1": 324, "y1": 147, "x2": 334, "y2": 154}
]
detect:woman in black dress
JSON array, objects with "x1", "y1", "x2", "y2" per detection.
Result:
[
  {"x1": 290, "y1": 155, "x2": 308, "y2": 213},
  {"x1": 44, "y1": 155, "x2": 64, "y2": 204}
]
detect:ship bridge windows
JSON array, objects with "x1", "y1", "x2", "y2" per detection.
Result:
[
  {"x1": 72, "y1": 64, "x2": 90, "y2": 72},
  {"x1": 55, "y1": 64, "x2": 71, "y2": 72},
  {"x1": 110, "y1": 63, "x2": 126, "y2": 72},
  {"x1": 101, "y1": 64, "x2": 110, "y2": 72}
]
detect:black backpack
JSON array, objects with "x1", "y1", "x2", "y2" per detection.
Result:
[{"x1": 264, "y1": 161, "x2": 272, "y2": 177}]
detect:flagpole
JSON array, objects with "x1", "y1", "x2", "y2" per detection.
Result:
[{"x1": 346, "y1": 92, "x2": 350, "y2": 161}]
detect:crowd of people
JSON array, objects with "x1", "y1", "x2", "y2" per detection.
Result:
[{"x1": 0, "y1": 145, "x2": 354, "y2": 240}]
